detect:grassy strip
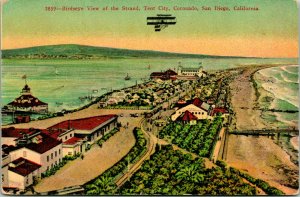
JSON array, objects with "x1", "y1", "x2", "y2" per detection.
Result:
[
  {"x1": 96, "y1": 128, "x2": 120, "y2": 147},
  {"x1": 84, "y1": 128, "x2": 147, "y2": 195}
]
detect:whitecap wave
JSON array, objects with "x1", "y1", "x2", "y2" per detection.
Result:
[{"x1": 280, "y1": 64, "x2": 299, "y2": 74}]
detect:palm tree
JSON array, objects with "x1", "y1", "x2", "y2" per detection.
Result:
[
  {"x1": 175, "y1": 165, "x2": 204, "y2": 184},
  {"x1": 93, "y1": 175, "x2": 116, "y2": 194}
]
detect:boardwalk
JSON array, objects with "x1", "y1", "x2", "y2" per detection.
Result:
[{"x1": 230, "y1": 129, "x2": 299, "y2": 135}]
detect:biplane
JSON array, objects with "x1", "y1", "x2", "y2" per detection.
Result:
[{"x1": 147, "y1": 14, "x2": 177, "y2": 31}]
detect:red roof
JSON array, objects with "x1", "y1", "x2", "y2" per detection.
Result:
[
  {"x1": 150, "y1": 72, "x2": 164, "y2": 77},
  {"x1": 48, "y1": 115, "x2": 117, "y2": 131},
  {"x1": 63, "y1": 137, "x2": 82, "y2": 145},
  {"x1": 177, "y1": 110, "x2": 198, "y2": 122},
  {"x1": 24, "y1": 133, "x2": 62, "y2": 154},
  {"x1": 2, "y1": 128, "x2": 61, "y2": 154},
  {"x1": 8, "y1": 94, "x2": 47, "y2": 107},
  {"x1": 165, "y1": 69, "x2": 177, "y2": 76},
  {"x1": 211, "y1": 108, "x2": 228, "y2": 116},
  {"x1": 43, "y1": 128, "x2": 69, "y2": 139},
  {"x1": 192, "y1": 98, "x2": 203, "y2": 108},
  {"x1": 2, "y1": 127, "x2": 41, "y2": 138},
  {"x1": 150, "y1": 69, "x2": 177, "y2": 80},
  {"x1": 9, "y1": 157, "x2": 41, "y2": 176}
]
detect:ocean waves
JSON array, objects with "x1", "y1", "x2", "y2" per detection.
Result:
[{"x1": 256, "y1": 65, "x2": 299, "y2": 127}]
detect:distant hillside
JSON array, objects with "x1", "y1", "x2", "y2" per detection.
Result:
[{"x1": 2, "y1": 44, "x2": 243, "y2": 59}]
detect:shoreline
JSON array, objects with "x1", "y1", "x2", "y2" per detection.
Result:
[
  {"x1": 1, "y1": 79, "x2": 153, "y2": 126},
  {"x1": 227, "y1": 64, "x2": 299, "y2": 195},
  {"x1": 254, "y1": 66, "x2": 299, "y2": 128}
]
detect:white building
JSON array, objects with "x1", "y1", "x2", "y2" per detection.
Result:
[
  {"x1": 2, "y1": 153, "x2": 11, "y2": 189},
  {"x1": 47, "y1": 115, "x2": 118, "y2": 145},
  {"x1": 7, "y1": 158, "x2": 41, "y2": 191},
  {"x1": 177, "y1": 62, "x2": 207, "y2": 79},
  {"x1": 2, "y1": 128, "x2": 63, "y2": 173},
  {"x1": 172, "y1": 98, "x2": 212, "y2": 121}
]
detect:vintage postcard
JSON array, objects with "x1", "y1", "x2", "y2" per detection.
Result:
[{"x1": 1, "y1": 0, "x2": 299, "y2": 195}]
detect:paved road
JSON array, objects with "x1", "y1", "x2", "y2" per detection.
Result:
[
  {"x1": 211, "y1": 127, "x2": 225, "y2": 163},
  {"x1": 115, "y1": 118, "x2": 156, "y2": 187}
]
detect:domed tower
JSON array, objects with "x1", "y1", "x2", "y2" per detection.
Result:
[{"x1": 21, "y1": 84, "x2": 31, "y2": 95}]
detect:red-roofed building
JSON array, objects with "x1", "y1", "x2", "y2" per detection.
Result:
[
  {"x1": 5, "y1": 128, "x2": 63, "y2": 174},
  {"x1": 172, "y1": 98, "x2": 213, "y2": 121},
  {"x1": 210, "y1": 107, "x2": 229, "y2": 122},
  {"x1": 150, "y1": 69, "x2": 177, "y2": 80},
  {"x1": 210, "y1": 108, "x2": 228, "y2": 116},
  {"x1": 2, "y1": 127, "x2": 38, "y2": 146},
  {"x1": 62, "y1": 137, "x2": 83, "y2": 157},
  {"x1": 8, "y1": 157, "x2": 41, "y2": 190},
  {"x1": 176, "y1": 110, "x2": 198, "y2": 125},
  {"x1": 6, "y1": 84, "x2": 48, "y2": 114},
  {"x1": 47, "y1": 115, "x2": 118, "y2": 144}
]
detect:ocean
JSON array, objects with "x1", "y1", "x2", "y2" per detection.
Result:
[
  {"x1": 255, "y1": 65, "x2": 299, "y2": 127},
  {"x1": 1, "y1": 58, "x2": 297, "y2": 125}
]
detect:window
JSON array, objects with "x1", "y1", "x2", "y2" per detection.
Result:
[
  {"x1": 51, "y1": 164, "x2": 53, "y2": 168},
  {"x1": 68, "y1": 152, "x2": 72, "y2": 155},
  {"x1": 55, "y1": 161, "x2": 57, "y2": 165},
  {"x1": 47, "y1": 166, "x2": 49, "y2": 171},
  {"x1": 59, "y1": 158, "x2": 61, "y2": 163},
  {"x1": 47, "y1": 155, "x2": 49, "y2": 162},
  {"x1": 26, "y1": 177, "x2": 29, "y2": 184},
  {"x1": 51, "y1": 153, "x2": 53, "y2": 159},
  {"x1": 65, "y1": 136, "x2": 67, "y2": 140},
  {"x1": 55, "y1": 151, "x2": 57, "y2": 157},
  {"x1": 23, "y1": 151, "x2": 27, "y2": 157},
  {"x1": 59, "y1": 149, "x2": 61, "y2": 155},
  {"x1": 70, "y1": 133, "x2": 72, "y2": 137}
]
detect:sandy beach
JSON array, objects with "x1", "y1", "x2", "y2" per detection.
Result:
[
  {"x1": 291, "y1": 136, "x2": 299, "y2": 151},
  {"x1": 227, "y1": 65, "x2": 299, "y2": 195},
  {"x1": 229, "y1": 66, "x2": 267, "y2": 130}
]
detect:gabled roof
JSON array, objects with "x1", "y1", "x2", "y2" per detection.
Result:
[
  {"x1": 9, "y1": 157, "x2": 41, "y2": 177},
  {"x1": 165, "y1": 69, "x2": 177, "y2": 76},
  {"x1": 192, "y1": 98, "x2": 203, "y2": 108},
  {"x1": 174, "y1": 98, "x2": 210, "y2": 112},
  {"x1": 177, "y1": 110, "x2": 198, "y2": 122},
  {"x1": 48, "y1": 115, "x2": 117, "y2": 131}
]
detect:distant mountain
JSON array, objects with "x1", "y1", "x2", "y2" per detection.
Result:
[{"x1": 2, "y1": 44, "x2": 245, "y2": 59}]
